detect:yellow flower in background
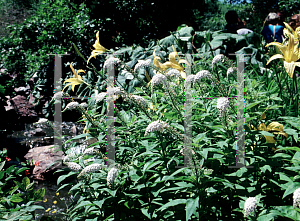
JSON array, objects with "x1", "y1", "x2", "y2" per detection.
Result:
[
  {"x1": 63, "y1": 62, "x2": 87, "y2": 92},
  {"x1": 153, "y1": 49, "x2": 168, "y2": 74},
  {"x1": 266, "y1": 29, "x2": 300, "y2": 79},
  {"x1": 257, "y1": 121, "x2": 288, "y2": 144},
  {"x1": 53, "y1": 200, "x2": 57, "y2": 204},
  {"x1": 163, "y1": 45, "x2": 190, "y2": 79},
  {"x1": 283, "y1": 22, "x2": 300, "y2": 43},
  {"x1": 56, "y1": 192, "x2": 59, "y2": 196},
  {"x1": 52, "y1": 209, "x2": 57, "y2": 214},
  {"x1": 43, "y1": 198, "x2": 47, "y2": 203},
  {"x1": 87, "y1": 31, "x2": 108, "y2": 65},
  {"x1": 248, "y1": 113, "x2": 288, "y2": 149},
  {"x1": 152, "y1": 46, "x2": 191, "y2": 78},
  {"x1": 45, "y1": 208, "x2": 51, "y2": 212}
]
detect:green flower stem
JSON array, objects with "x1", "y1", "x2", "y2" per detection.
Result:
[
  {"x1": 274, "y1": 66, "x2": 282, "y2": 100},
  {"x1": 196, "y1": 82, "x2": 207, "y2": 112},
  {"x1": 158, "y1": 133, "x2": 170, "y2": 175},
  {"x1": 165, "y1": 86, "x2": 184, "y2": 123},
  {"x1": 77, "y1": 106, "x2": 105, "y2": 133},
  {"x1": 293, "y1": 72, "x2": 298, "y2": 116}
]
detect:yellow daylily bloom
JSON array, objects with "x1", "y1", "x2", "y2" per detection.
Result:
[
  {"x1": 266, "y1": 33, "x2": 300, "y2": 78},
  {"x1": 63, "y1": 62, "x2": 86, "y2": 92},
  {"x1": 283, "y1": 22, "x2": 300, "y2": 43},
  {"x1": 162, "y1": 45, "x2": 190, "y2": 79},
  {"x1": 257, "y1": 121, "x2": 288, "y2": 144},
  {"x1": 152, "y1": 46, "x2": 191, "y2": 78},
  {"x1": 153, "y1": 49, "x2": 168, "y2": 73},
  {"x1": 87, "y1": 31, "x2": 109, "y2": 65}
]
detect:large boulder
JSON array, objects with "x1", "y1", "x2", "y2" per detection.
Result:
[{"x1": 24, "y1": 145, "x2": 64, "y2": 181}]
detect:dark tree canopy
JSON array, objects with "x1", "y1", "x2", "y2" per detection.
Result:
[{"x1": 71, "y1": 0, "x2": 218, "y2": 48}]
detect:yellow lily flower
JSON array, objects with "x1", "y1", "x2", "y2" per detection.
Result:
[
  {"x1": 266, "y1": 33, "x2": 300, "y2": 78},
  {"x1": 283, "y1": 22, "x2": 300, "y2": 43},
  {"x1": 87, "y1": 31, "x2": 109, "y2": 65},
  {"x1": 153, "y1": 49, "x2": 168, "y2": 74},
  {"x1": 63, "y1": 62, "x2": 86, "y2": 92},
  {"x1": 163, "y1": 45, "x2": 190, "y2": 79},
  {"x1": 152, "y1": 46, "x2": 191, "y2": 78},
  {"x1": 257, "y1": 121, "x2": 288, "y2": 144}
]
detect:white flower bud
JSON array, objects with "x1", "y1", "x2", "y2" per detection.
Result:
[
  {"x1": 53, "y1": 91, "x2": 64, "y2": 100},
  {"x1": 145, "y1": 120, "x2": 168, "y2": 136},
  {"x1": 37, "y1": 118, "x2": 48, "y2": 124},
  {"x1": 293, "y1": 188, "x2": 300, "y2": 208},
  {"x1": 107, "y1": 167, "x2": 118, "y2": 188},
  {"x1": 217, "y1": 97, "x2": 229, "y2": 112},
  {"x1": 212, "y1": 54, "x2": 225, "y2": 66},
  {"x1": 134, "y1": 59, "x2": 151, "y2": 71},
  {"x1": 227, "y1": 67, "x2": 237, "y2": 77},
  {"x1": 95, "y1": 92, "x2": 107, "y2": 103},
  {"x1": 103, "y1": 57, "x2": 121, "y2": 69},
  {"x1": 185, "y1": 75, "x2": 195, "y2": 87},
  {"x1": 78, "y1": 163, "x2": 102, "y2": 177},
  {"x1": 244, "y1": 197, "x2": 257, "y2": 217},
  {"x1": 131, "y1": 95, "x2": 146, "y2": 107},
  {"x1": 64, "y1": 102, "x2": 79, "y2": 111},
  {"x1": 151, "y1": 74, "x2": 167, "y2": 87},
  {"x1": 194, "y1": 70, "x2": 212, "y2": 82},
  {"x1": 66, "y1": 162, "x2": 81, "y2": 171},
  {"x1": 166, "y1": 69, "x2": 181, "y2": 78},
  {"x1": 83, "y1": 147, "x2": 99, "y2": 155},
  {"x1": 80, "y1": 102, "x2": 88, "y2": 108}
]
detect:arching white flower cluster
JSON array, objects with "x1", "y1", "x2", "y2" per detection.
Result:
[
  {"x1": 293, "y1": 188, "x2": 300, "y2": 208},
  {"x1": 194, "y1": 70, "x2": 212, "y2": 82},
  {"x1": 226, "y1": 67, "x2": 237, "y2": 77},
  {"x1": 244, "y1": 197, "x2": 257, "y2": 217},
  {"x1": 107, "y1": 167, "x2": 118, "y2": 188},
  {"x1": 134, "y1": 59, "x2": 151, "y2": 72},
  {"x1": 131, "y1": 95, "x2": 147, "y2": 107},
  {"x1": 212, "y1": 54, "x2": 225, "y2": 67},
  {"x1": 166, "y1": 69, "x2": 181, "y2": 78},
  {"x1": 64, "y1": 101, "x2": 79, "y2": 111},
  {"x1": 103, "y1": 57, "x2": 121, "y2": 69},
  {"x1": 216, "y1": 97, "x2": 230, "y2": 112},
  {"x1": 145, "y1": 120, "x2": 169, "y2": 136},
  {"x1": 78, "y1": 163, "x2": 102, "y2": 177},
  {"x1": 66, "y1": 162, "x2": 81, "y2": 172}
]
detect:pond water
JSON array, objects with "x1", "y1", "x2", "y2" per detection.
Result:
[{"x1": 6, "y1": 120, "x2": 85, "y2": 220}]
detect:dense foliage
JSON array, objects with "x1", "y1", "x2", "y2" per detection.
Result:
[
  {"x1": 49, "y1": 24, "x2": 300, "y2": 220},
  {"x1": 0, "y1": 0, "x2": 300, "y2": 220}
]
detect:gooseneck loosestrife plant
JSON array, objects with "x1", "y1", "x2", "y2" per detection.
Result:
[{"x1": 51, "y1": 28, "x2": 300, "y2": 220}]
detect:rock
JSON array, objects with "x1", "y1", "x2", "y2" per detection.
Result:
[
  {"x1": 14, "y1": 85, "x2": 30, "y2": 96},
  {"x1": 11, "y1": 95, "x2": 38, "y2": 123},
  {"x1": 24, "y1": 145, "x2": 64, "y2": 181},
  {"x1": 29, "y1": 128, "x2": 46, "y2": 136}
]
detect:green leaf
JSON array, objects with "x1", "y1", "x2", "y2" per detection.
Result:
[
  {"x1": 157, "y1": 199, "x2": 187, "y2": 211},
  {"x1": 10, "y1": 194, "x2": 23, "y2": 203},
  {"x1": 22, "y1": 177, "x2": 30, "y2": 189},
  {"x1": 186, "y1": 197, "x2": 199, "y2": 221},
  {"x1": 259, "y1": 165, "x2": 272, "y2": 173},
  {"x1": 34, "y1": 188, "x2": 45, "y2": 201},
  {"x1": 143, "y1": 161, "x2": 163, "y2": 173},
  {"x1": 57, "y1": 171, "x2": 77, "y2": 185},
  {"x1": 74, "y1": 200, "x2": 94, "y2": 210},
  {"x1": 15, "y1": 167, "x2": 29, "y2": 176},
  {"x1": 282, "y1": 182, "x2": 300, "y2": 199},
  {"x1": 0, "y1": 161, "x2": 5, "y2": 171},
  {"x1": 259, "y1": 131, "x2": 274, "y2": 137}
]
